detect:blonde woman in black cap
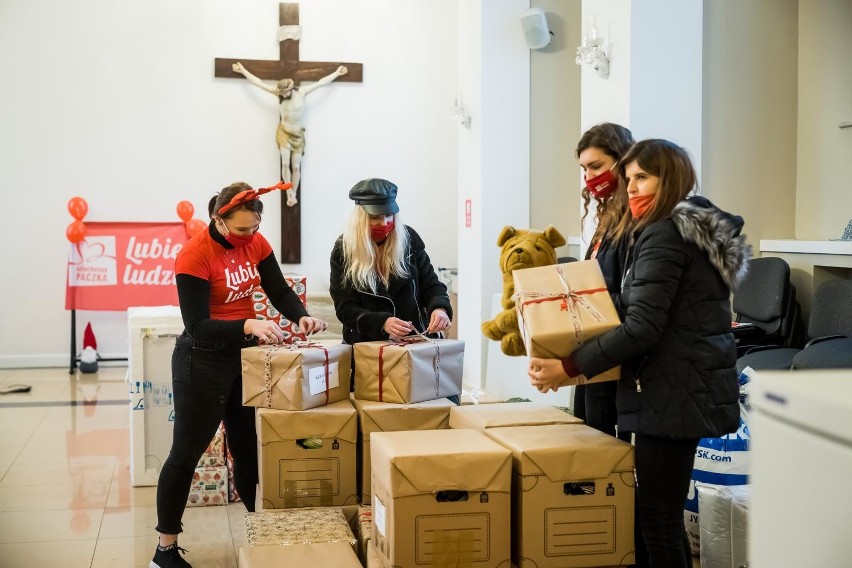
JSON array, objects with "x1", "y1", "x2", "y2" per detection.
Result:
[{"x1": 329, "y1": 178, "x2": 452, "y2": 344}]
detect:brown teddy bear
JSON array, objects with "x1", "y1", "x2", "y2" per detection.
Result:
[{"x1": 481, "y1": 225, "x2": 567, "y2": 356}]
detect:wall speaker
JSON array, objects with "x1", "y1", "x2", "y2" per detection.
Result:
[{"x1": 520, "y1": 7, "x2": 552, "y2": 50}]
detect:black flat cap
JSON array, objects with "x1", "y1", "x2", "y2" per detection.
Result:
[{"x1": 348, "y1": 178, "x2": 400, "y2": 215}]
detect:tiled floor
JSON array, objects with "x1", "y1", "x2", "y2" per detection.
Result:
[{"x1": 0, "y1": 367, "x2": 248, "y2": 567}]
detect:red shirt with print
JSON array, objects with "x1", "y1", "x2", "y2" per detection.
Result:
[{"x1": 174, "y1": 229, "x2": 272, "y2": 321}]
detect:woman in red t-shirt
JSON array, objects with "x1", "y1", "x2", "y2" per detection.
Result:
[{"x1": 151, "y1": 182, "x2": 327, "y2": 568}]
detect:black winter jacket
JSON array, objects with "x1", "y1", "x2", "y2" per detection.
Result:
[
  {"x1": 329, "y1": 226, "x2": 452, "y2": 345},
  {"x1": 572, "y1": 197, "x2": 751, "y2": 439}
]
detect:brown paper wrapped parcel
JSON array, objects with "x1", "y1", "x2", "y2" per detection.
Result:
[
  {"x1": 354, "y1": 338, "x2": 464, "y2": 404},
  {"x1": 513, "y1": 260, "x2": 621, "y2": 384},
  {"x1": 241, "y1": 341, "x2": 352, "y2": 410}
]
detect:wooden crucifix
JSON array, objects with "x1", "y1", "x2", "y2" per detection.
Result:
[{"x1": 215, "y1": 3, "x2": 363, "y2": 263}]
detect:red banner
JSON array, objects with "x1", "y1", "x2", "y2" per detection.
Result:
[{"x1": 65, "y1": 222, "x2": 188, "y2": 311}]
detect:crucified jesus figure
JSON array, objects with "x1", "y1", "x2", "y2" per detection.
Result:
[{"x1": 232, "y1": 62, "x2": 348, "y2": 206}]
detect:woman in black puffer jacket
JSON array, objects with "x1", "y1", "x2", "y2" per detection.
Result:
[
  {"x1": 529, "y1": 139, "x2": 751, "y2": 568},
  {"x1": 329, "y1": 178, "x2": 452, "y2": 345}
]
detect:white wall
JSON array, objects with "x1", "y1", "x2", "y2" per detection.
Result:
[
  {"x1": 702, "y1": 0, "x2": 798, "y2": 249},
  {"x1": 0, "y1": 0, "x2": 458, "y2": 367},
  {"x1": 796, "y1": 0, "x2": 852, "y2": 240}
]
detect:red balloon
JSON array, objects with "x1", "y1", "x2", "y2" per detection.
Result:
[
  {"x1": 66, "y1": 220, "x2": 86, "y2": 243},
  {"x1": 68, "y1": 197, "x2": 88, "y2": 221},
  {"x1": 176, "y1": 200, "x2": 194, "y2": 222},
  {"x1": 185, "y1": 218, "x2": 207, "y2": 237}
]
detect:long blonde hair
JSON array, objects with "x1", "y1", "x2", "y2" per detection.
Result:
[{"x1": 342, "y1": 206, "x2": 410, "y2": 292}]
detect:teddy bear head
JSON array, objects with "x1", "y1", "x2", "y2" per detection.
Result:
[{"x1": 496, "y1": 225, "x2": 567, "y2": 275}]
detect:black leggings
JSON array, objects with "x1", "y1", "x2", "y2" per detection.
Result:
[
  {"x1": 155, "y1": 334, "x2": 258, "y2": 534},
  {"x1": 632, "y1": 434, "x2": 698, "y2": 568}
]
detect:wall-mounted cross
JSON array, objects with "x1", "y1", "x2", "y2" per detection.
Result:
[{"x1": 215, "y1": 3, "x2": 363, "y2": 263}]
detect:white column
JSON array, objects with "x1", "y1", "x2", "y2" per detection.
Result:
[{"x1": 457, "y1": 0, "x2": 531, "y2": 388}]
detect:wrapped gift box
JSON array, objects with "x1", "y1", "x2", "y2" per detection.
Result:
[
  {"x1": 353, "y1": 397, "x2": 454, "y2": 505},
  {"x1": 242, "y1": 341, "x2": 352, "y2": 411},
  {"x1": 238, "y1": 542, "x2": 361, "y2": 568},
  {"x1": 449, "y1": 402, "x2": 583, "y2": 430},
  {"x1": 513, "y1": 261, "x2": 621, "y2": 384},
  {"x1": 460, "y1": 384, "x2": 506, "y2": 405},
  {"x1": 486, "y1": 424, "x2": 635, "y2": 568},
  {"x1": 245, "y1": 508, "x2": 357, "y2": 554},
  {"x1": 257, "y1": 399, "x2": 358, "y2": 509},
  {"x1": 225, "y1": 436, "x2": 241, "y2": 503},
  {"x1": 186, "y1": 465, "x2": 228, "y2": 507},
  {"x1": 252, "y1": 274, "x2": 307, "y2": 343},
  {"x1": 371, "y1": 429, "x2": 512, "y2": 568},
  {"x1": 357, "y1": 506, "x2": 372, "y2": 565},
  {"x1": 353, "y1": 338, "x2": 464, "y2": 404},
  {"x1": 198, "y1": 423, "x2": 225, "y2": 467}
]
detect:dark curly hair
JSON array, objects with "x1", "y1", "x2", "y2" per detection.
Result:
[{"x1": 576, "y1": 123, "x2": 634, "y2": 246}]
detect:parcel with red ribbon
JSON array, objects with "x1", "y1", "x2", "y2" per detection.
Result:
[{"x1": 513, "y1": 260, "x2": 621, "y2": 384}]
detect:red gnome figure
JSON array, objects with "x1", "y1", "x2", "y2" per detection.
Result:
[{"x1": 79, "y1": 322, "x2": 99, "y2": 374}]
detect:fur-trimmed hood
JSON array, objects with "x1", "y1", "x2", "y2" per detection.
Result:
[{"x1": 671, "y1": 196, "x2": 752, "y2": 291}]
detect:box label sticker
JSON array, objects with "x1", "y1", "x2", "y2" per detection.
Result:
[
  {"x1": 308, "y1": 362, "x2": 339, "y2": 396},
  {"x1": 374, "y1": 496, "x2": 387, "y2": 537}
]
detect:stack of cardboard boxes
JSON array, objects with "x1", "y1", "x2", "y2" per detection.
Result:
[{"x1": 238, "y1": 335, "x2": 467, "y2": 566}]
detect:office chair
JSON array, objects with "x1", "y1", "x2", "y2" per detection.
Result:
[
  {"x1": 731, "y1": 257, "x2": 802, "y2": 356},
  {"x1": 737, "y1": 279, "x2": 852, "y2": 373}
]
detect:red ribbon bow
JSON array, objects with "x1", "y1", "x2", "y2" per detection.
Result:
[{"x1": 217, "y1": 181, "x2": 292, "y2": 216}]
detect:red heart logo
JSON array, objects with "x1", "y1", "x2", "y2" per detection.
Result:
[{"x1": 78, "y1": 241, "x2": 107, "y2": 261}]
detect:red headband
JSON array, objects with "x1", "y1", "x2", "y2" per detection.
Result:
[{"x1": 217, "y1": 181, "x2": 292, "y2": 216}]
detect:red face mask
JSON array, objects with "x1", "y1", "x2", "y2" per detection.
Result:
[
  {"x1": 370, "y1": 221, "x2": 395, "y2": 242},
  {"x1": 225, "y1": 233, "x2": 255, "y2": 248},
  {"x1": 585, "y1": 166, "x2": 619, "y2": 199},
  {"x1": 629, "y1": 194, "x2": 657, "y2": 219},
  {"x1": 219, "y1": 219, "x2": 256, "y2": 248}
]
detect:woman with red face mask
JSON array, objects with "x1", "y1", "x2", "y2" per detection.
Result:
[
  {"x1": 151, "y1": 181, "x2": 328, "y2": 568},
  {"x1": 573, "y1": 123, "x2": 634, "y2": 442},
  {"x1": 529, "y1": 139, "x2": 750, "y2": 568},
  {"x1": 329, "y1": 178, "x2": 452, "y2": 347}
]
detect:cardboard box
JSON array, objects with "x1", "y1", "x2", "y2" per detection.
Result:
[
  {"x1": 371, "y1": 429, "x2": 512, "y2": 568},
  {"x1": 126, "y1": 305, "x2": 184, "y2": 487},
  {"x1": 257, "y1": 399, "x2": 358, "y2": 509},
  {"x1": 245, "y1": 508, "x2": 357, "y2": 551},
  {"x1": 353, "y1": 397, "x2": 455, "y2": 505},
  {"x1": 252, "y1": 274, "x2": 308, "y2": 343},
  {"x1": 186, "y1": 465, "x2": 228, "y2": 507},
  {"x1": 366, "y1": 539, "x2": 388, "y2": 568},
  {"x1": 485, "y1": 424, "x2": 635, "y2": 568},
  {"x1": 461, "y1": 385, "x2": 506, "y2": 405},
  {"x1": 238, "y1": 541, "x2": 361, "y2": 568},
  {"x1": 354, "y1": 338, "x2": 464, "y2": 404},
  {"x1": 449, "y1": 402, "x2": 583, "y2": 430},
  {"x1": 513, "y1": 261, "x2": 621, "y2": 384},
  {"x1": 241, "y1": 341, "x2": 352, "y2": 411}
]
